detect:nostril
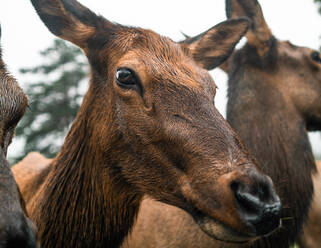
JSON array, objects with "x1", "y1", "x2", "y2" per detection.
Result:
[
  {"x1": 230, "y1": 179, "x2": 282, "y2": 236},
  {"x1": 235, "y1": 191, "x2": 262, "y2": 213},
  {"x1": 231, "y1": 181, "x2": 262, "y2": 214}
]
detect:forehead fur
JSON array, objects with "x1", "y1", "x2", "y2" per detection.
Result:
[
  {"x1": 107, "y1": 27, "x2": 215, "y2": 90},
  {"x1": 278, "y1": 41, "x2": 317, "y2": 67}
]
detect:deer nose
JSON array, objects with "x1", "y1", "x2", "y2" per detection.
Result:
[{"x1": 231, "y1": 177, "x2": 282, "y2": 236}]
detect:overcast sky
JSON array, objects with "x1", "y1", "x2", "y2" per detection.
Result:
[{"x1": 0, "y1": 0, "x2": 320, "y2": 158}]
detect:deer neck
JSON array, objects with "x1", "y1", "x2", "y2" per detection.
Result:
[
  {"x1": 30, "y1": 99, "x2": 143, "y2": 248},
  {"x1": 227, "y1": 77, "x2": 315, "y2": 246}
]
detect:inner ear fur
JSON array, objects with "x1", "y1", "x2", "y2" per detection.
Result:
[{"x1": 182, "y1": 18, "x2": 249, "y2": 70}]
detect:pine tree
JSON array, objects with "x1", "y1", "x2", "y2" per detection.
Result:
[{"x1": 14, "y1": 39, "x2": 88, "y2": 161}]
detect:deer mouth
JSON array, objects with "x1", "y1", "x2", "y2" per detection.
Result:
[
  {"x1": 190, "y1": 206, "x2": 282, "y2": 245},
  {"x1": 191, "y1": 210, "x2": 257, "y2": 244}
]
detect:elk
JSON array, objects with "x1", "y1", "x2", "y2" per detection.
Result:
[
  {"x1": 123, "y1": 0, "x2": 321, "y2": 247},
  {"x1": 0, "y1": 25, "x2": 38, "y2": 247},
  {"x1": 12, "y1": 0, "x2": 282, "y2": 247}
]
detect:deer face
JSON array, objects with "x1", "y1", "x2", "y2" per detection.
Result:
[
  {"x1": 225, "y1": 0, "x2": 321, "y2": 133},
  {"x1": 90, "y1": 28, "x2": 281, "y2": 244},
  {"x1": 32, "y1": 0, "x2": 281, "y2": 243}
]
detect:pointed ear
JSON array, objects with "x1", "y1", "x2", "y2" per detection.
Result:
[
  {"x1": 181, "y1": 18, "x2": 249, "y2": 70},
  {"x1": 31, "y1": 0, "x2": 119, "y2": 49},
  {"x1": 226, "y1": 0, "x2": 273, "y2": 50}
]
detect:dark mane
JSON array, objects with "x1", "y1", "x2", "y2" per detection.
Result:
[{"x1": 31, "y1": 108, "x2": 140, "y2": 247}]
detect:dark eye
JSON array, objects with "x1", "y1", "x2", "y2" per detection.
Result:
[
  {"x1": 116, "y1": 68, "x2": 143, "y2": 95},
  {"x1": 311, "y1": 52, "x2": 321, "y2": 63},
  {"x1": 116, "y1": 68, "x2": 137, "y2": 85}
]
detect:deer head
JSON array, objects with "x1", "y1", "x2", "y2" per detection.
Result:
[
  {"x1": 225, "y1": 0, "x2": 321, "y2": 132},
  {"x1": 31, "y1": 0, "x2": 282, "y2": 244}
]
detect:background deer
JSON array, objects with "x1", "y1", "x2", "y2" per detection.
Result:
[
  {"x1": 300, "y1": 160, "x2": 321, "y2": 248},
  {"x1": 123, "y1": 0, "x2": 321, "y2": 247},
  {"x1": 0, "y1": 25, "x2": 38, "y2": 248},
  {"x1": 12, "y1": 0, "x2": 282, "y2": 247}
]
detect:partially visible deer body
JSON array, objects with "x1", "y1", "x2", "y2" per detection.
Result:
[
  {"x1": 12, "y1": 0, "x2": 282, "y2": 247},
  {"x1": 124, "y1": 0, "x2": 321, "y2": 248},
  {"x1": 299, "y1": 161, "x2": 321, "y2": 248},
  {"x1": 0, "y1": 25, "x2": 38, "y2": 248}
]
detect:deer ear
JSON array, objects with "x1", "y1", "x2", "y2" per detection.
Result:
[
  {"x1": 182, "y1": 18, "x2": 249, "y2": 70},
  {"x1": 31, "y1": 0, "x2": 118, "y2": 49},
  {"x1": 226, "y1": 0, "x2": 272, "y2": 49}
]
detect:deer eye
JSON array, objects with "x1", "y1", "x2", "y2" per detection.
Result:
[
  {"x1": 311, "y1": 52, "x2": 321, "y2": 63},
  {"x1": 116, "y1": 68, "x2": 136, "y2": 85},
  {"x1": 116, "y1": 68, "x2": 143, "y2": 96}
]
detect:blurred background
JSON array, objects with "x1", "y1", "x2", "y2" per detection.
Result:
[{"x1": 0, "y1": 0, "x2": 320, "y2": 162}]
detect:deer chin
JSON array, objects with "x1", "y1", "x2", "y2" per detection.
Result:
[{"x1": 194, "y1": 215, "x2": 257, "y2": 245}]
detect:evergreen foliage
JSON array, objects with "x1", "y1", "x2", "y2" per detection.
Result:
[{"x1": 14, "y1": 39, "x2": 88, "y2": 161}]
